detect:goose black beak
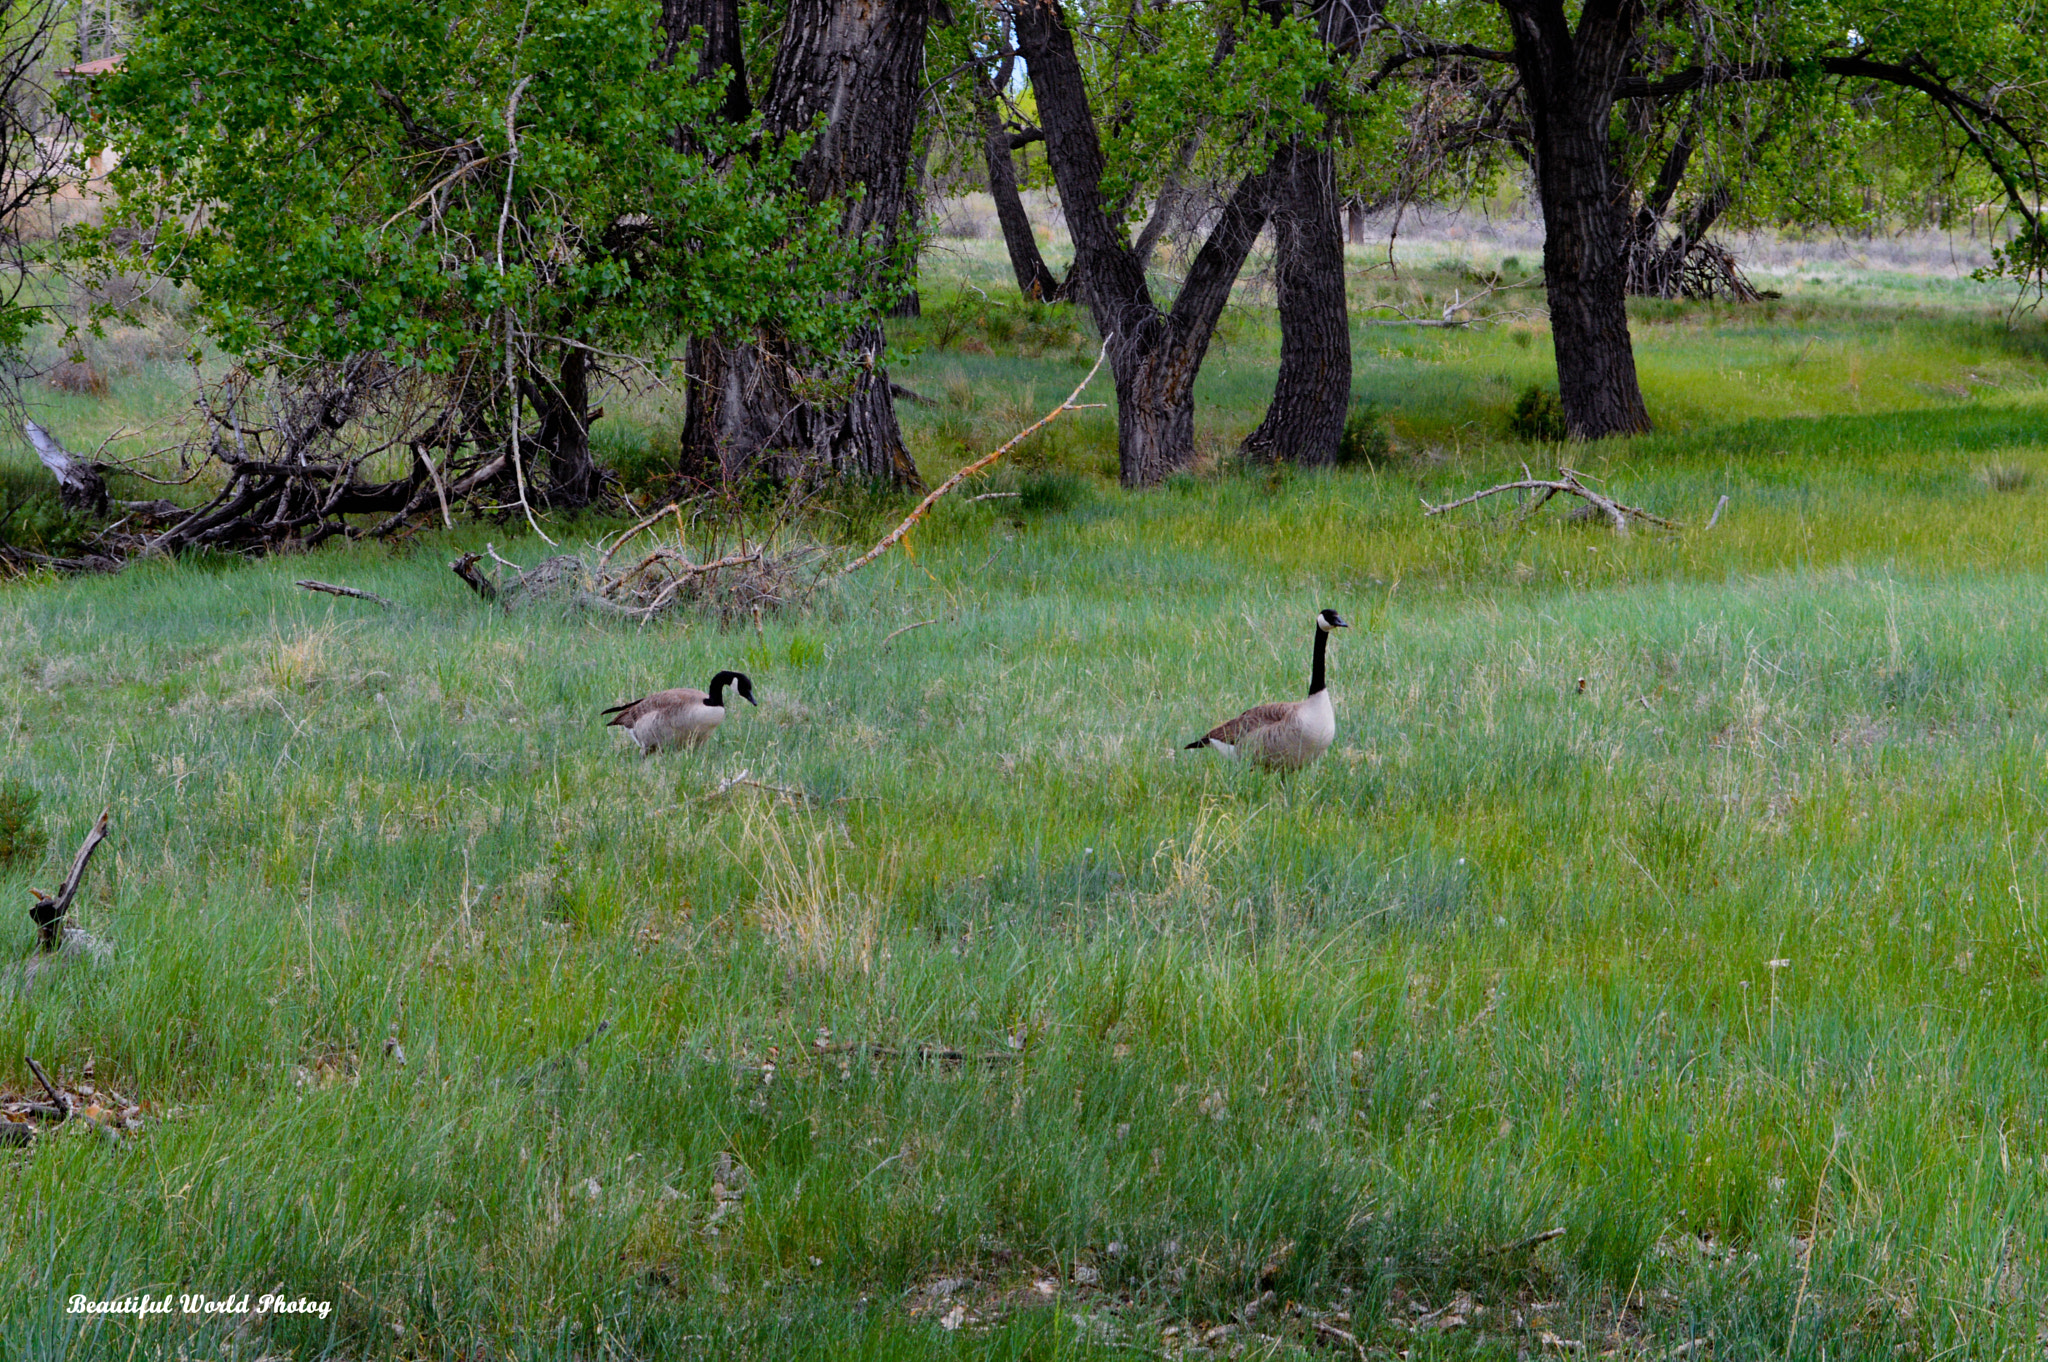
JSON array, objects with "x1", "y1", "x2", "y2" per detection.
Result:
[{"x1": 1331, "y1": 615, "x2": 1352, "y2": 628}]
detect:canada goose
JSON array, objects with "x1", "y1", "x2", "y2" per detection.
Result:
[
  {"x1": 601, "y1": 670, "x2": 756, "y2": 753},
  {"x1": 1184, "y1": 609, "x2": 1349, "y2": 770}
]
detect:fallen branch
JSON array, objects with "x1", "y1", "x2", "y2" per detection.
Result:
[
  {"x1": 966, "y1": 491, "x2": 1020, "y2": 502},
  {"x1": 28, "y1": 809, "x2": 109, "y2": 953},
  {"x1": 1422, "y1": 468, "x2": 1678, "y2": 534},
  {"x1": 1312, "y1": 1320, "x2": 1368, "y2": 1359},
  {"x1": 598, "y1": 501, "x2": 681, "y2": 572},
  {"x1": 882, "y1": 618, "x2": 936, "y2": 646},
  {"x1": 841, "y1": 336, "x2": 1111, "y2": 575},
  {"x1": 1481, "y1": 1225, "x2": 1566, "y2": 1256},
  {"x1": 1358, "y1": 276, "x2": 1543, "y2": 328},
  {"x1": 23, "y1": 1057, "x2": 68, "y2": 1123},
  {"x1": 1705, "y1": 493, "x2": 1729, "y2": 530},
  {"x1": 704, "y1": 768, "x2": 812, "y2": 805},
  {"x1": 295, "y1": 579, "x2": 396, "y2": 608},
  {"x1": 806, "y1": 1039, "x2": 1025, "y2": 1069}
]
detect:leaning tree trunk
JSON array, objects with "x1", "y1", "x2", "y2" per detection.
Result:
[
  {"x1": 1013, "y1": 0, "x2": 1276, "y2": 486},
  {"x1": 973, "y1": 63, "x2": 1066, "y2": 302},
  {"x1": 1242, "y1": 139, "x2": 1350, "y2": 465},
  {"x1": 1499, "y1": 0, "x2": 1652, "y2": 439},
  {"x1": 671, "y1": 0, "x2": 926, "y2": 487}
]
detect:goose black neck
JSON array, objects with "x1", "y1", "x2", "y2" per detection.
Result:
[
  {"x1": 708, "y1": 671, "x2": 740, "y2": 707},
  {"x1": 1309, "y1": 626, "x2": 1329, "y2": 696}
]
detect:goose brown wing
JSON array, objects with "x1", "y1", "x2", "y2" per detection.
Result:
[
  {"x1": 1198, "y1": 701, "x2": 1298, "y2": 746},
  {"x1": 603, "y1": 687, "x2": 707, "y2": 726}
]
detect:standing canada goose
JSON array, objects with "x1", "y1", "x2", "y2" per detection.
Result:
[
  {"x1": 601, "y1": 670, "x2": 756, "y2": 754},
  {"x1": 1184, "y1": 609, "x2": 1350, "y2": 769}
]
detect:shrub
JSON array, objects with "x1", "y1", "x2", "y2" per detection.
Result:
[
  {"x1": 46, "y1": 357, "x2": 107, "y2": 397},
  {"x1": 0, "y1": 778, "x2": 44, "y2": 868},
  {"x1": 1507, "y1": 383, "x2": 1568, "y2": 442},
  {"x1": 0, "y1": 467, "x2": 97, "y2": 555},
  {"x1": 1336, "y1": 401, "x2": 1391, "y2": 468}
]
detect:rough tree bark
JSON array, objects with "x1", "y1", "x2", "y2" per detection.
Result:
[
  {"x1": 1497, "y1": 0, "x2": 1652, "y2": 438},
  {"x1": 1012, "y1": 0, "x2": 1277, "y2": 487},
  {"x1": 532, "y1": 346, "x2": 603, "y2": 506},
  {"x1": 671, "y1": 0, "x2": 925, "y2": 488},
  {"x1": 1242, "y1": 0, "x2": 1373, "y2": 466},
  {"x1": 1241, "y1": 138, "x2": 1350, "y2": 464}
]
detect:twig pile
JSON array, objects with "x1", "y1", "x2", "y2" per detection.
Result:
[{"x1": 452, "y1": 515, "x2": 828, "y2": 624}]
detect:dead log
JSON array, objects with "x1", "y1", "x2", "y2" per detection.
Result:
[
  {"x1": 23, "y1": 422, "x2": 107, "y2": 515},
  {"x1": 295, "y1": 579, "x2": 396, "y2": 607}
]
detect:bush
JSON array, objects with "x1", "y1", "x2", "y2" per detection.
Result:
[
  {"x1": 1507, "y1": 384, "x2": 1568, "y2": 442},
  {"x1": 0, "y1": 466, "x2": 97, "y2": 555},
  {"x1": 0, "y1": 778, "x2": 44, "y2": 868},
  {"x1": 1336, "y1": 401, "x2": 1391, "y2": 468}
]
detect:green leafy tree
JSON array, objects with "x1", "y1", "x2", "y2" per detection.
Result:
[{"x1": 77, "y1": 0, "x2": 858, "y2": 523}]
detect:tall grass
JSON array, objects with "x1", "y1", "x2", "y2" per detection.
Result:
[{"x1": 0, "y1": 248, "x2": 2045, "y2": 1358}]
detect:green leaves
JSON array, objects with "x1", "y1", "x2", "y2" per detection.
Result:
[{"x1": 78, "y1": 0, "x2": 864, "y2": 374}]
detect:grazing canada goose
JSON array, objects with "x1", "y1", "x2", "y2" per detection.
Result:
[
  {"x1": 601, "y1": 670, "x2": 756, "y2": 754},
  {"x1": 1184, "y1": 608, "x2": 1350, "y2": 770}
]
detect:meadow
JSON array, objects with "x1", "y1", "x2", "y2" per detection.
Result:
[{"x1": 2, "y1": 235, "x2": 2048, "y2": 1359}]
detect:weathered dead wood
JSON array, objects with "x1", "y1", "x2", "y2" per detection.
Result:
[
  {"x1": 1422, "y1": 468, "x2": 1678, "y2": 534},
  {"x1": 805, "y1": 1039, "x2": 1025, "y2": 1070},
  {"x1": 841, "y1": 337, "x2": 1110, "y2": 575},
  {"x1": 597, "y1": 501, "x2": 681, "y2": 572},
  {"x1": 295, "y1": 580, "x2": 396, "y2": 608},
  {"x1": 28, "y1": 809, "x2": 108, "y2": 953},
  {"x1": 23, "y1": 1057, "x2": 66, "y2": 1124},
  {"x1": 23, "y1": 421, "x2": 107, "y2": 515},
  {"x1": 1312, "y1": 1320, "x2": 1368, "y2": 1358},
  {"x1": 1480, "y1": 1225, "x2": 1566, "y2": 1256},
  {"x1": 450, "y1": 552, "x2": 497, "y2": 601},
  {"x1": 881, "y1": 618, "x2": 935, "y2": 646},
  {"x1": 1358, "y1": 277, "x2": 1542, "y2": 328}
]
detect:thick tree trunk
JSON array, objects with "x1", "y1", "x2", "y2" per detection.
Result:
[
  {"x1": 1242, "y1": 139, "x2": 1350, "y2": 465},
  {"x1": 1499, "y1": 0, "x2": 1652, "y2": 439},
  {"x1": 974, "y1": 68, "x2": 1066, "y2": 302},
  {"x1": 1013, "y1": 0, "x2": 1275, "y2": 486},
  {"x1": 670, "y1": 0, "x2": 926, "y2": 487},
  {"x1": 659, "y1": 0, "x2": 750, "y2": 119},
  {"x1": 1346, "y1": 199, "x2": 1366, "y2": 245},
  {"x1": 534, "y1": 346, "x2": 603, "y2": 506}
]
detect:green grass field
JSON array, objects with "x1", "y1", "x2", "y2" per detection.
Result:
[{"x1": 3, "y1": 242, "x2": 2048, "y2": 1359}]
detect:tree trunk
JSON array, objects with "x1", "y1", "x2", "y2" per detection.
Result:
[
  {"x1": 1242, "y1": 139, "x2": 1350, "y2": 465},
  {"x1": 1498, "y1": 0, "x2": 1652, "y2": 439},
  {"x1": 671, "y1": 0, "x2": 927, "y2": 487},
  {"x1": 534, "y1": 345, "x2": 603, "y2": 506},
  {"x1": 659, "y1": 0, "x2": 749, "y2": 119},
  {"x1": 1347, "y1": 199, "x2": 1366, "y2": 245},
  {"x1": 973, "y1": 65, "x2": 1066, "y2": 302},
  {"x1": 1013, "y1": 0, "x2": 1276, "y2": 486}
]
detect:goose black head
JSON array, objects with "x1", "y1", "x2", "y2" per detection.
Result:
[
  {"x1": 1317, "y1": 608, "x2": 1351, "y2": 631},
  {"x1": 708, "y1": 670, "x2": 757, "y2": 707}
]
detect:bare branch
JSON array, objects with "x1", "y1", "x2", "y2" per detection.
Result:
[{"x1": 841, "y1": 336, "x2": 1112, "y2": 575}]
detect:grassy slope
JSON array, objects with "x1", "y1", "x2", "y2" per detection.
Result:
[{"x1": 1, "y1": 247, "x2": 2047, "y2": 1358}]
